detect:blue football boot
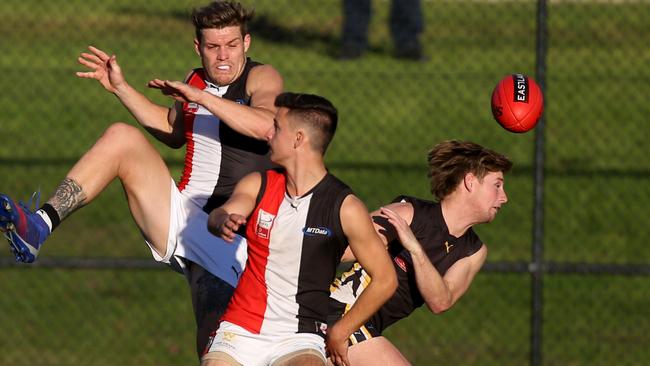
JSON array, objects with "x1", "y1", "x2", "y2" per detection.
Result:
[{"x1": 0, "y1": 193, "x2": 50, "y2": 263}]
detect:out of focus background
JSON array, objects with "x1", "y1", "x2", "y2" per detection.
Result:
[{"x1": 1, "y1": 0, "x2": 648, "y2": 365}]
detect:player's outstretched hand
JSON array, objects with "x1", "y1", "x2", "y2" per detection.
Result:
[
  {"x1": 326, "y1": 324, "x2": 350, "y2": 366},
  {"x1": 148, "y1": 79, "x2": 203, "y2": 104},
  {"x1": 208, "y1": 211, "x2": 246, "y2": 242},
  {"x1": 380, "y1": 206, "x2": 423, "y2": 254},
  {"x1": 76, "y1": 46, "x2": 127, "y2": 94}
]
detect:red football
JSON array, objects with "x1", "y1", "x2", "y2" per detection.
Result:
[{"x1": 491, "y1": 74, "x2": 544, "y2": 133}]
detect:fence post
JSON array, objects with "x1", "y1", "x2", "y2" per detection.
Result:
[{"x1": 532, "y1": 0, "x2": 548, "y2": 365}]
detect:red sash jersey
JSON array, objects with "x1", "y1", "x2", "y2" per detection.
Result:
[
  {"x1": 179, "y1": 59, "x2": 276, "y2": 213},
  {"x1": 170, "y1": 58, "x2": 275, "y2": 284},
  {"x1": 221, "y1": 169, "x2": 352, "y2": 337}
]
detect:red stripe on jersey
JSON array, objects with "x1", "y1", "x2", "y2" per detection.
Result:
[
  {"x1": 177, "y1": 70, "x2": 207, "y2": 192},
  {"x1": 221, "y1": 170, "x2": 286, "y2": 334}
]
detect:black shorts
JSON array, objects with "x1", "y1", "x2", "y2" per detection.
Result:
[{"x1": 328, "y1": 298, "x2": 381, "y2": 345}]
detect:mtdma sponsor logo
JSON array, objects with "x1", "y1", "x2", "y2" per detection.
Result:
[{"x1": 303, "y1": 226, "x2": 332, "y2": 237}]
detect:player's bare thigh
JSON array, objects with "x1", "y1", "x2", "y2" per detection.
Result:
[
  {"x1": 201, "y1": 350, "x2": 325, "y2": 366},
  {"x1": 71, "y1": 122, "x2": 173, "y2": 255},
  {"x1": 335, "y1": 336, "x2": 411, "y2": 366},
  {"x1": 202, "y1": 346, "x2": 325, "y2": 366}
]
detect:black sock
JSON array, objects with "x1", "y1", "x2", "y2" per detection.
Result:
[{"x1": 39, "y1": 203, "x2": 61, "y2": 232}]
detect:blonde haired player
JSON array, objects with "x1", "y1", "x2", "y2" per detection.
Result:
[{"x1": 329, "y1": 140, "x2": 512, "y2": 365}]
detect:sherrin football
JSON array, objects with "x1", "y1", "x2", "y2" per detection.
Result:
[{"x1": 490, "y1": 74, "x2": 544, "y2": 133}]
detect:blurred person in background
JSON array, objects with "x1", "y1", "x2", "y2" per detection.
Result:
[
  {"x1": 0, "y1": 0, "x2": 282, "y2": 359},
  {"x1": 328, "y1": 140, "x2": 512, "y2": 365},
  {"x1": 339, "y1": 0, "x2": 426, "y2": 61},
  {"x1": 203, "y1": 93, "x2": 397, "y2": 366}
]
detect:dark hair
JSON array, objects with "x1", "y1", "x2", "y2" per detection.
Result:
[
  {"x1": 427, "y1": 140, "x2": 513, "y2": 200},
  {"x1": 192, "y1": 1, "x2": 254, "y2": 41},
  {"x1": 274, "y1": 92, "x2": 338, "y2": 154}
]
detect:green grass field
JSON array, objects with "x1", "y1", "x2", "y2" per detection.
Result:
[{"x1": 0, "y1": 0, "x2": 649, "y2": 365}]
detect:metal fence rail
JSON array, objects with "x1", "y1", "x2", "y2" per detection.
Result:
[{"x1": 3, "y1": 257, "x2": 649, "y2": 275}]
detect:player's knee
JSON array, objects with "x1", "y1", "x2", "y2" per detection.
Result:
[
  {"x1": 101, "y1": 122, "x2": 148, "y2": 153},
  {"x1": 103, "y1": 122, "x2": 145, "y2": 144}
]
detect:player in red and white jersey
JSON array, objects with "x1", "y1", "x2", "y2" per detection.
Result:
[
  {"x1": 204, "y1": 93, "x2": 397, "y2": 366},
  {"x1": 0, "y1": 1, "x2": 282, "y2": 358}
]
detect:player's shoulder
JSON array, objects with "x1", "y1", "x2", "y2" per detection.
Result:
[
  {"x1": 385, "y1": 196, "x2": 441, "y2": 230},
  {"x1": 339, "y1": 194, "x2": 376, "y2": 236},
  {"x1": 248, "y1": 63, "x2": 283, "y2": 85},
  {"x1": 245, "y1": 63, "x2": 283, "y2": 101},
  {"x1": 340, "y1": 194, "x2": 370, "y2": 220},
  {"x1": 249, "y1": 62, "x2": 280, "y2": 77},
  {"x1": 459, "y1": 226, "x2": 485, "y2": 257},
  {"x1": 469, "y1": 243, "x2": 488, "y2": 263},
  {"x1": 389, "y1": 195, "x2": 436, "y2": 214},
  {"x1": 239, "y1": 170, "x2": 264, "y2": 189},
  {"x1": 382, "y1": 200, "x2": 414, "y2": 217}
]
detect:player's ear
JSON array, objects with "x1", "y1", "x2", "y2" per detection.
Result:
[
  {"x1": 463, "y1": 173, "x2": 476, "y2": 192},
  {"x1": 193, "y1": 38, "x2": 201, "y2": 56},
  {"x1": 294, "y1": 129, "x2": 304, "y2": 149},
  {"x1": 243, "y1": 33, "x2": 251, "y2": 53}
]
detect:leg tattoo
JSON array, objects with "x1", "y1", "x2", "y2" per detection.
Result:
[{"x1": 47, "y1": 178, "x2": 87, "y2": 221}]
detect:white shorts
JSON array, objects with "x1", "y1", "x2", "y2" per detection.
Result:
[
  {"x1": 145, "y1": 179, "x2": 248, "y2": 287},
  {"x1": 203, "y1": 321, "x2": 327, "y2": 366}
]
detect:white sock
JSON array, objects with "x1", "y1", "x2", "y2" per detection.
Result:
[{"x1": 36, "y1": 210, "x2": 53, "y2": 234}]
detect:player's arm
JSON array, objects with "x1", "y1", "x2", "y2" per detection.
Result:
[
  {"x1": 76, "y1": 46, "x2": 183, "y2": 147},
  {"x1": 381, "y1": 206, "x2": 487, "y2": 313},
  {"x1": 339, "y1": 201, "x2": 411, "y2": 262},
  {"x1": 206, "y1": 172, "x2": 262, "y2": 241},
  {"x1": 149, "y1": 64, "x2": 283, "y2": 140},
  {"x1": 191, "y1": 64, "x2": 282, "y2": 139},
  {"x1": 432, "y1": 245, "x2": 487, "y2": 311},
  {"x1": 327, "y1": 195, "x2": 398, "y2": 366}
]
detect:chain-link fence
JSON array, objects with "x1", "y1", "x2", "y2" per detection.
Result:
[{"x1": 1, "y1": 0, "x2": 648, "y2": 365}]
